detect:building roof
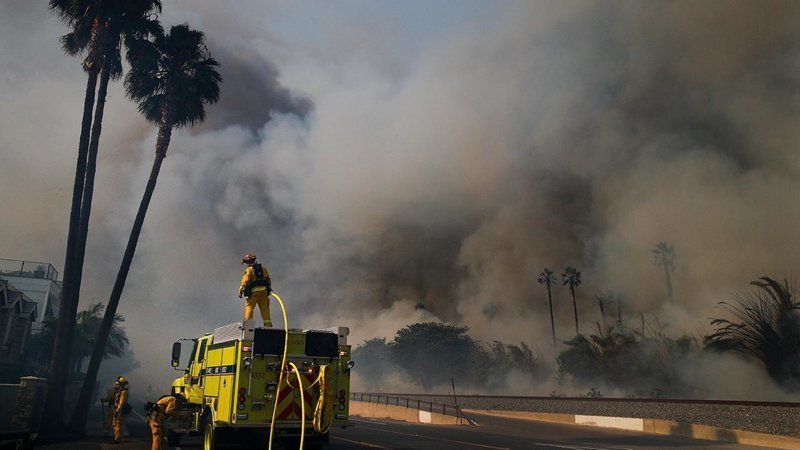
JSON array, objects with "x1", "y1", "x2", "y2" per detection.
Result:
[{"x1": 0, "y1": 278, "x2": 38, "y2": 320}]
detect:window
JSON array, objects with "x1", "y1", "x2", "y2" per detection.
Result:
[{"x1": 197, "y1": 339, "x2": 208, "y2": 363}]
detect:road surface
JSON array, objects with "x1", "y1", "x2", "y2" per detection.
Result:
[{"x1": 165, "y1": 413, "x2": 766, "y2": 450}]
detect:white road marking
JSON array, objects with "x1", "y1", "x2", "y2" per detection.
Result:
[{"x1": 351, "y1": 418, "x2": 392, "y2": 426}]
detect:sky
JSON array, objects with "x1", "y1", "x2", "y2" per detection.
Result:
[{"x1": 1, "y1": 1, "x2": 799, "y2": 398}]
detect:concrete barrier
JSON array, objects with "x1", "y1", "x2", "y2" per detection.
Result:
[{"x1": 465, "y1": 409, "x2": 800, "y2": 450}]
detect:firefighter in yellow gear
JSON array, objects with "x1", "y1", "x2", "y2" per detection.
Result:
[
  {"x1": 102, "y1": 386, "x2": 116, "y2": 437},
  {"x1": 147, "y1": 394, "x2": 186, "y2": 450},
  {"x1": 238, "y1": 253, "x2": 273, "y2": 327},
  {"x1": 112, "y1": 376, "x2": 129, "y2": 443}
]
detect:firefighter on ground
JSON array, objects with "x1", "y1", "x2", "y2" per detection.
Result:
[
  {"x1": 112, "y1": 376, "x2": 129, "y2": 443},
  {"x1": 147, "y1": 394, "x2": 187, "y2": 450},
  {"x1": 101, "y1": 385, "x2": 116, "y2": 438},
  {"x1": 238, "y1": 253, "x2": 273, "y2": 327}
]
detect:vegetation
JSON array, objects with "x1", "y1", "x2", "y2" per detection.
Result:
[
  {"x1": 477, "y1": 341, "x2": 547, "y2": 390},
  {"x1": 352, "y1": 338, "x2": 393, "y2": 390},
  {"x1": 29, "y1": 303, "x2": 129, "y2": 376},
  {"x1": 652, "y1": 242, "x2": 676, "y2": 303},
  {"x1": 71, "y1": 23, "x2": 221, "y2": 433},
  {"x1": 44, "y1": 0, "x2": 162, "y2": 433},
  {"x1": 594, "y1": 292, "x2": 614, "y2": 329},
  {"x1": 556, "y1": 323, "x2": 699, "y2": 397},
  {"x1": 352, "y1": 278, "x2": 800, "y2": 397},
  {"x1": 537, "y1": 268, "x2": 558, "y2": 346},
  {"x1": 390, "y1": 322, "x2": 480, "y2": 389},
  {"x1": 705, "y1": 277, "x2": 800, "y2": 390},
  {"x1": 354, "y1": 322, "x2": 547, "y2": 391},
  {"x1": 561, "y1": 266, "x2": 582, "y2": 335}
]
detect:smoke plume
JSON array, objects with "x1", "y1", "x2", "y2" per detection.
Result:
[{"x1": 1, "y1": 1, "x2": 799, "y2": 398}]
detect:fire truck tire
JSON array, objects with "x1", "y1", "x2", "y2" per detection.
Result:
[
  {"x1": 202, "y1": 416, "x2": 216, "y2": 450},
  {"x1": 167, "y1": 430, "x2": 181, "y2": 447}
]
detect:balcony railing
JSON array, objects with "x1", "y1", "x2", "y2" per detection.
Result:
[{"x1": 0, "y1": 259, "x2": 59, "y2": 282}]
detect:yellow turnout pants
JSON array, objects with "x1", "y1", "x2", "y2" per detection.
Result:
[
  {"x1": 113, "y1": 413, "x2": 125, "y2": 441},
  {"x1": 149, "y1": 416, "x2": 164, "y2": 450},
  {"x1": 244, "y1": 290, "x2": 272, "y2": 326}
]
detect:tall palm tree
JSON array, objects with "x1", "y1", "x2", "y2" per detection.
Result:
[
  {"x1": 705, "y1": 277, "x2": 800, "y2": 389},
  {"x1": 562, "y1": 266, "x2": 582, "y2": 335},
  {"x1": 71, "y1": 24, "x2": 221, "y2": 433},
  {"x1": 44, "y1": 0, "x2": 161, "y2": 434},
  {"x1": 652, "y1": 242, "x2": 676, "y2": 303},
  {"x1": 537, "y1": 268, "x2": 557, "y2": 347}
]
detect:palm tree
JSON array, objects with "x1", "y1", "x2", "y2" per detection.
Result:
[
  {"x1": 71, "y1": 303, "x2": 129, "y2": 373},
  {"x1": 70, "y1": 24, "x2": 221, "y2": 433},
  {"x1": 705, "y1": 277, "x2": 800, "y2": 389},
  {"x1": 562, "y1": 266, "x2": 582, "y2": 335},
  {"x1": 537, "y1": 268, "x2": 557, "y2": 347},
  {"x1": 652, "y1": 242, "x2": 676, "y2": 303},
  {"x1": 44, "y1": 0, "x2": 161, "y2": 434}
]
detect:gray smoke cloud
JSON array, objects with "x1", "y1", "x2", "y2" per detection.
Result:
[{"x1": 1, "y1": 1, "x2": 799, "y2": 398}]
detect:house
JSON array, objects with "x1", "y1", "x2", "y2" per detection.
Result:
[
  {"x1": 0, "y1": 279, "x2": 38, "y2": 382},
  {"x1": 0, "y1": 259, "x2": 59, "y2": 332}
]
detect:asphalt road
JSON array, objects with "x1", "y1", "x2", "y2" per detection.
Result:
[{"x1": 167, "y1": 413, "x2": 768, "y2": 450}]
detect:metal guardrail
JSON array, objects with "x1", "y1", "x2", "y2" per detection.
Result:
[
  {"x1": 371, "y1": 392, "x2": 800, "y2": 408},
  {"x1": 351, "y1": 392, "x2": 477, "y2": 425}
]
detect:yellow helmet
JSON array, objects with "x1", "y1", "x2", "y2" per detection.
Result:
[{"x1": 116, "y1": 375, "x2": 128, "y2": 385}]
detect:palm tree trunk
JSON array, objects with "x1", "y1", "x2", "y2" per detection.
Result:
[
  {"x1": 546, "y1": 283, "x2": 556, "y2": 347},
  {"x1": 663, "y1": 265, "x2": 673, "y2": 303},
  {"x1": 64, "y1": 66, "x2": 112, "y2": 435},
  {"x1": 571, "y1": 286, "x2": 579, "y2": 335},
  {"x1": 42, "y1": 66, "x2": 98, "y2": 434},
  {"x1": 69, "y1": 118, "x2": 173, "y2": 433},
  {"x1": 73, "y1": 60, "x2": 111, "y2": 344}
]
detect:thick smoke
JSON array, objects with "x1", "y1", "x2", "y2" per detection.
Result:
[{"x1": 1, "y1": 1, "x2": 799, "y2": 398}]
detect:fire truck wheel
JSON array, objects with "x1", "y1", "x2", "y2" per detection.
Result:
[
  {"x1": 167, "y1": 430, "x2": 181, "y2": 447},
  {"x1": 202, "y1": 416, "x2": 215, "y2": 450}
]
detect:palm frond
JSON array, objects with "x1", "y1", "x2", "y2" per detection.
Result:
[
  {"x1": 705, "y1": 276, "x2": 800, "y2": 387},
  {"x1": 125, "y1": 23, "x2": 222, "y2": 129}
]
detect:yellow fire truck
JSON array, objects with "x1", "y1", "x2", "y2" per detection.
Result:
[{"x1": 166, "y1": 319, "x2": 353, "y2": 449}]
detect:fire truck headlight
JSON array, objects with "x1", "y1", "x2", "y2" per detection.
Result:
[
  {"x1": 243, "y1": 357, "x2": 252, "y2": 368},
  {"x1": 346, "y1": 360, "x2": 355, "y2": 369}
]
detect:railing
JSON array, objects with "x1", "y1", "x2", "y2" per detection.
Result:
[
  {"x1": 0, "y1": 259, "x2": 59, "y2": 282},
  {"x1": 351, "y1": 392, "x2": 477, "y2": 425}
]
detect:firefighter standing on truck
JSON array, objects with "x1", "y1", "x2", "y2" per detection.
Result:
[
  {"x1": 147, "y1": 394, "x2": 186, "y2": 450},
  {"x1": 112, "y1": 376, "x2": 129, "y2": 443},
  {"x1": 238, "y1": 253, "x2": 272, "y2": 327}
]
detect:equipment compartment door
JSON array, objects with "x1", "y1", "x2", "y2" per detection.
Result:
[{"x1": 216, "y1": 345, "x2": 237, "y2": 422}]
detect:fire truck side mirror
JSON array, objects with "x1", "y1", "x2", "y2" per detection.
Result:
[{"x1": 171, "y1": 342, "x2": 181, "y2": 368}]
